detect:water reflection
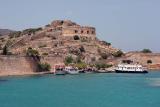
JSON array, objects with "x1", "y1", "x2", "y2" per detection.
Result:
[
  {"x1": 0, "y1": 79, "x2": 8, "y2": 82},
  {"x1": 148, "y1": 78, "x2": 160, "y2": 87}
]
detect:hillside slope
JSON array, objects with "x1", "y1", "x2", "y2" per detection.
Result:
[
  {"x1": 106, "y1": 52, "x2": 160, "y2": 70},
  {"x1": 0, "y1": 20, "x2": 120, "y2": 64},
  {"x1": 0, "y1": 29, "x2": 13, "y2": 36}
]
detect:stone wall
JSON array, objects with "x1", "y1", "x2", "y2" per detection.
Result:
[
  {"x1": 0, "y1": 55, "x2": 64, "y2": 76},
  {"x1": 0, "y1": 55, "x2": 37, "y2": 75},
  {"x1": 41, "y1": 56, "x2": 64, "y2": 72},
  {"x1": 62, "y1": 26, "x2": 96, "y2": 40}
]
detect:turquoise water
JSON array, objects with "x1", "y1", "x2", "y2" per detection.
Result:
[{"x1": 0, "y1": 72, "x2": 160, "y2": 107}]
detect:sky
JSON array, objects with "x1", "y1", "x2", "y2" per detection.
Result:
[{"x1": 0, "y1": 0, "x2": 160, "y2": 52}]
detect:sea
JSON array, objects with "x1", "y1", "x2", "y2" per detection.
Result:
[{"x1": 0, "y1": 71, "x2": 160, "y2": 107}]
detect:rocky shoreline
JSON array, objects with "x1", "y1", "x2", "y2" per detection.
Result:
[{"x1": 0, "y1": 71, "x2": 51, "y2": 77}]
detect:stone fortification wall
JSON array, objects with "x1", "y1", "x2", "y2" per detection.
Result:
[
  {"x1": 62, "y1": 26, "x2": 96, "y2": 39},
  {"x1": 41, "y1": 56, "x2": 64, "y2": 71},
  {"x1": 0, "y1": 55, "x2": 37, "y2": 75},
  {"x1": 0, "y1": 55, "x2": 64, "y2": 76}
]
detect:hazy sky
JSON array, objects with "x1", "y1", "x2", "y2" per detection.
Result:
[{"x1": 0, "y1": 0, "x2": 160, "y2": 52}]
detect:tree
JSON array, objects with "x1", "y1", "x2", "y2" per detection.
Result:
[
  {"x1": 38, "y1": 62, "x2": 51, "y2": 72},
  {"x1": 113, "y1": 50, "x2": 124, "y2": 57},
  {"x1": 100, "y1": 53, "x2": 108, "y2": 59},
  {"x1": 79, "y1": 46, "x2": 85, "y2": 53},
  {"x1": 141, "y1": 49, "x2": 152, "y2": 53},
  {"x1": 102, "y1": 41, "x2": 111, "y2": 46},
  {"x1": 42, "y1": 52, "x2": 48, "y2": 56},
  {"x1": 2, "y1": 45, "x2": 8, "y2": 55},
  {"x1": 26, "y1": 47, "x2": 39, "y2": 57},
  {"x1": 65, "y1": 56, "x2": 73, "y2": 65},
  {"x1": 26, "y1": 47, "x2": 40, "y2": 61}
]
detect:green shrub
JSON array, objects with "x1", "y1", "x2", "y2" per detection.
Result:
[
  {"x1": 65, "y1": 56, "x2": 73, "y2": 65},
  {"x1": 75, "y1": 62, "x2": 87, "y2": 69},
  {"x1": 95, "y1": 63, "x2": 105, "y2": 69},
  {"x1": 1, "y1": 38, "x2": 5, "y2": 42},
  {"x1": 9, "y1": 31, "x2": 21, "y2": 38},
  {"x1": 2, "y1": 45, "x2": 8, "y2": 55},
  {"x1": 102, "y1": 41, "x2": 111, "y2": 46},
  {"x1": 42, "y1": 52, "x2": 48, "y2": 56},
  {"x1": 38, "y1": 62, "x2": 51, "y2": 72},
  {"x1": 22, "y1": 27, "x2": 42, "y2": 35},
  {"x1": 79, "y1": 46, "x2": 85, "y2": 53},
  {"x1": 26, "y1": 47, "x2": 39, "y2": 57},
  {"x1": 141, "y1": 49, "x2": 152, "y2": 53},
  {"x1": 2, "y1": 40, "x2": 14, "y2": 55},
  {"x1": 100, "y1": 53, "x2": 108, "y2": 59},
  {"x1": 95, "y1": 63, "x2": 112, "y2": 70},
  {"x1": 106, "y1": 64, "x2": 113, "y2": 68},
  {"x1": 113, "y1": 50, "x2": 123, "y2": 57},
  {"x1": 75, "y1": 56, "x2": 82, "y2": 63},
  {"x1": 39, "y1": 44, "x2": 47, "y2": 48}
]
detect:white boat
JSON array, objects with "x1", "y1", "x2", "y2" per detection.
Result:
[
  {"x1": 115, "y1": 64, "x2": 148, "y2": 73},
  {"x1": 64, "y1": 66, "x2": 79, "y2": 74},
  {"x1": 55, "y1": 68, "x2": 66, "y2": 75},
  {"x1": 54, "y1": 64, "x2": 66, "y2": 75}
]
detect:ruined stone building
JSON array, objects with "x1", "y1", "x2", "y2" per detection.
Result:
[{"x1": 45, "y1": 20, "x2": 96, "y2": 40}]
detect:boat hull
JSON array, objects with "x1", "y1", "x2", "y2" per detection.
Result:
[
  {"x1": 66, "y1": 70, "x2": 79, "y2": 74},
  {"x1": 55, "y1": 71, "x2": 66, "y2": 75},
  {"x1": 115, "y1": 70, "x2": 148, "y2": 73}
]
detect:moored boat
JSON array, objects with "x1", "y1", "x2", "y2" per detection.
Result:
[
  {"x1": 115, "y1": 64, "x2": 148, "y2": 73},
  {"x1": 55, "y1": 68, "x2": 66, "y2": 75},
  {"x1": 65, "y1": 66, "x2": 79, "y2": 74},
  {"x1": 54, "y1": 64, "x2": 66, "y2": 75}
]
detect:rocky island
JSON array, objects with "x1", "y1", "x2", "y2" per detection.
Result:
[{"x1": 0, "y1": 20, "x2": 160, "y2": 76}]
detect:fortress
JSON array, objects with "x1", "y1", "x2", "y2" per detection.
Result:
[
  {"x1": 0, "y1": 20, "x2": 160, "y2": 76},
  {"x1": 45, "y1": 20, "x2": 96, "y2": 40}
]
